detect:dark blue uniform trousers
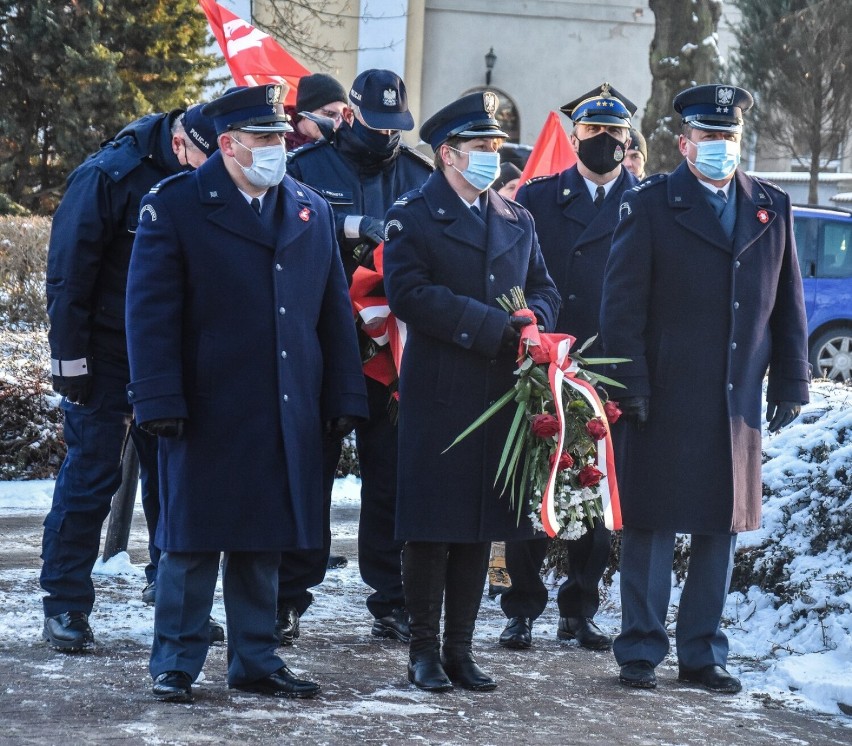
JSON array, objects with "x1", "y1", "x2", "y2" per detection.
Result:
[
  {"x1": 613, "y1": 527, "x2": 737, "y2": 669},
  {"x1": 151, "y1": 550, "x2": 285, "y2": 686},
  {"x1": 276, "y1": 376, "x2": 404, "y2": 619},
  {"x1": 40, "y1": 374, "x2": 159, "y2": 617},
  {"x1": 501, "y1": 519, "x2": 612, "y2": 621}
]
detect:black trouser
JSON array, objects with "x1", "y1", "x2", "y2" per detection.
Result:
[
  {"x1": 500, "y1": 519, "x2": 611, "y2": 621},
  {"x1": 403, "y1": 541, "x2": 490, "y2": 657}
]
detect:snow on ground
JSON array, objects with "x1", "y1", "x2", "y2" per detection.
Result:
[{"x1": 1, "y1": 383, "x2": 851, "y2": 718}]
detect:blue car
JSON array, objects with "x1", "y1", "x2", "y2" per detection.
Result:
[{"x1": 793, "y1": 205, "x2": 852, "y2": 381}]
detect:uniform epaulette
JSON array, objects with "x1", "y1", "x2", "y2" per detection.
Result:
[
  {"x1": 392, "y1": 187, "x2": 424, "y2": 207},
  {"x1": 286, "y1": 139, "x2": 327, "y2": 160},
  {"x1": 752, "y1": 175, "x2": 785, "y2": 194},
  {"x1": 400, "y1": 144, "x2": 434, "y2": 169},
  {"x1": 632, "y1": 172, "x2": 667, "y2": 192},
  {"x1": 149, "y1": 171, "x2": 191, "y2": 195},
  {"x1": 90, "y1": 136, "x2": 145, "y2": 183},
  {"x1": 525, "y1": 173, "x2": 557, "y2": 186}
]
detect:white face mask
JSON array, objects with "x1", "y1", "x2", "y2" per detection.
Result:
[
  {"x1": 232, "y1": 136, "x2": 287, "y2": 188},
  {"x1": 449, "y1": 146, "x2": 501, "y2": 192}
]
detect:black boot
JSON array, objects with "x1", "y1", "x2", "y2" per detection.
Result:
[
  {"x1": 403, "y1": 542, "x2": 452, "y2": 692},
  {"x1": 441, "y1": 542, "x2": 496, "y2": 691}
]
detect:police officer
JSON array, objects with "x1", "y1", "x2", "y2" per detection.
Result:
[
  {"x1": 498, "y1": 83, "x2": 638, "y2": 653},
  {"x1": 624, "y1": 127, "x2": 648, "y2": 180},
  {"x1": 600, "y1": 84, "x2": 810, "y2": 693},
  {"x1": 126, "y1": 84, "x2": 368, "y2": 702},
  {"x1": 383, "y1": 91, "x2": 560, "y2": 692},
  {"x1": 283, "y1": 70, "x2": 433, "y2": 645},
  {"x1": 40, "y1": 103, "x2": 218, "y2": 653}
]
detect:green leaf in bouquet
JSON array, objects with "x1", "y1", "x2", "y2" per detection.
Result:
[
  {"x1": 513, "y1": 443, "x2": 535, "y2": 526},
  {"x1": 579, "y1": 370, "x2": 627, "y2": 388},
  {"x1": 442, "y1": 387, "x2": 516, "y2": 452},
  {"x1": 495, "y1": 400, "x2": 528, "y2": 484},
  {"x1": 499, "y1": 412, "x2": 530, "y2": 497},
  {"x1": 578, "y1": 356, "x2": 631, "y2": 365},
  {"x1": 575, "y1": 334, "x2": 598, "y2": 354}
]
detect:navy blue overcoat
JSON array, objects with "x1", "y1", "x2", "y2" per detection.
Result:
[
  {"x1": 600, "y1": 163, "x2": 810, "y2": 534},
  {"x1": 516, "y1": 166, "x2": 637, "y2": 355},
  {"x1": 383, "y1": 171, "x2": 561, "y2": 543},
  {"x1": 125, "y1": 153, "x2": 368, "y2": 552}
]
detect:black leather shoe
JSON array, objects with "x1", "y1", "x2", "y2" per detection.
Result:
[
  {"x1": 678, "y1": 664, "x2": 742, "y2": 694},
  {"x1": 619, "y1": 660, "x2": 657, "y2": 689},
  {"x1": 407, "y1": 654, "x2": 453, "y2": 692},
  {"x1": 327, "y1": 554, "x2": 348, "y2": 569},
  {"x1": 142, "y1": 582, "x2": 156, "y2": 606},
  {"x1": 557, "y1": 616, "x2": 613, "y2": 650},
  {"x1": 152, "y1": 671, "x2": 193, "y2": 702},
  {"x1": 498, "y1": 616, "x2": 532, "y2": 649},
  {"x1": 371, "y1": 607, "x2": 410, "y2": 643},
  {"x1": 442, "y1": 652, "x2": 497, "y2": 691},
  {"x1": 275, "y1": 605, "x2": 300, "y2": 646},
  {"x1": 208, "y1": 616, "x2": 225, "y2": 643},
  {"x1": 43, "y1": 612, "x2": 94, "y2": 652},
  {"x1": 232, "y1": 666, "x2": 320, "y2": 698}
]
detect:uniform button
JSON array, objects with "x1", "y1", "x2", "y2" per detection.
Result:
[
  {"x1": 489, "y1": 359, "x2": 496, "y2": 366},
  {"x1": 733, "y1": 301, "x2": 740, "y2": 310},
  {"x1": 489, "y1": 274, "x2": 495, "y2": 282},
  {"x1": 279, "y1": 307, "x2": 286, "y2": 315},
  {"x1": 275, "y1": 263, "x2": 283, "y2": 271},
  {"x1": 281, "y1": 350, "x2": 287, "y2": 359},
  {"x1": 568, "y1": 294, "x2": 577, "y2": 302},
  {"x1": 735, "y1": 261, "x2": 741, "y2": 268},
  {"x1": 127, "y1": 390, "x2": 134, "y2": 399},
  {"x1": 609, "y1": 363, "x2": 617, "y2": 370},
  {"x1": 460, "y1": 332, "x2": 469, "y2": 341},
  {"x1": 731, "y1": 342, "x2": 737, "y2": 350},
  {"x1": 727, "y1": 383, "x2": 734, "y2": 391},
  {"x1": 574, "y1": 250, "x2": 582, "y2": 257},
  {"x1": 283, "y1": 394, "x2": 289, "y2": 402}
]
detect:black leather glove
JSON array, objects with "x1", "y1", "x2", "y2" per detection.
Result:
[
  {"x1": 501, "y1": 315, "x2": 533, "y2": 350},
  {"x1": 358, "y1": 216, "x2": 385, "y2": 246},
  {"x1": 617, "y1": 396, "x2": 650, "y2": 429},
  {"x1": 324, "y1": 415, "x2": 360, "y2": 441},
  {"x1": 352, "y1": 241, "x2": 377, "y2": 270},
  {"x1": 766, "y1": 401, "x2": 801, "y2": 432},
  {"x1": 141, "y1": 418, "x2": 186, "y2": 438},
  {"x1": 52, "y1": 374, "x2": 93, "y2": 405}
]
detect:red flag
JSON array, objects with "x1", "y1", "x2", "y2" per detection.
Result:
[
  {"x1": 514, "y1": 111, "x2": 576, "y2": 196},
  {"x1": 198, "y1": 0, "x2": 311, "y2": 106}
]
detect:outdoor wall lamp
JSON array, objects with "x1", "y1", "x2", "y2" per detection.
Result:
[{"x1": 485, "y1": 47, "x2": 496, "y2": 85}]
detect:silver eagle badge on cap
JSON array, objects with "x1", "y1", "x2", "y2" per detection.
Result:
[
  {"x1": 266, "y1": 85, "x2": 282, "y2": 105},
  {"x1": 483, "y1": 91, "x2": 498, "y2": 116},
  {"x1": 383, "y1": 88, "x2": 398, "y2": 107},
  {"x1": 716, "y1": 87, "x2": 734, "y2": 106}
]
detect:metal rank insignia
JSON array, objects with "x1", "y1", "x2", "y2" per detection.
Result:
[{"x1": 483, "y1": 91, "x2": 498, "y2": 117}]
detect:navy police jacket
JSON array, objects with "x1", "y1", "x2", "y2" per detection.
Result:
[
  {"x1": 515, "y1": 166, "x2": 637, "y2": 356},
  {"x1": 287, "y1": 125, "x2": 432, "y2": 281},
  {"x1": 45, "y1": 112, "x2": 185, "y2": 381},
  {"x1": 600, "y1": 163, "x2": 810, "y2": 534},
  {"x1": 125, "y1": 153, "x2": 368, "y2": 552}
]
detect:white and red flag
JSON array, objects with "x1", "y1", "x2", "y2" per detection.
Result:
[
  {"x1": 198, "y1": 0, "x2": 310, "y2": 106},
  {"x1": 514, "y1": 111, "x2": 576, "y2": 195}
]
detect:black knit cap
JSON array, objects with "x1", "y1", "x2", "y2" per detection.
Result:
[{"x1": 296, "y1": 73, "x2": 347, "y2": 114}]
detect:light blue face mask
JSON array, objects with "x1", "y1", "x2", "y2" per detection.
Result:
[
  {"x1": 450, "y1": 146, "x2": 501, "y2": 192},
  {"x1": 689, "y1": 138, "x2": 741, "y2": 181}
]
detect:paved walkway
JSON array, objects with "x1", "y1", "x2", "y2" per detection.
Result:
[{"x1": 1, "y1": 503, "x2": 850, "y2": 745}]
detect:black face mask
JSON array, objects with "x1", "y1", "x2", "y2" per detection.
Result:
[
  {"x1": 577, "y1": 132, "x2": 626, "y2": 175},
  {"x1": 351, "y1": 119, "x2": 400, "y2": 156}
]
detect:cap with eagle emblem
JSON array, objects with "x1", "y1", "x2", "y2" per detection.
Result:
[
  {"x1": 560, "y1": 82, "x2": 637, "y2": 127},
  {"x1": 202, "y1": 84, "x2": 293, "y2": 135},
  {"x1": 673, "y1": 84, "x2": 754, "y2": 133},
  {"x1": 348, "y1": 69, "x2": 415, "y2": 131},
  {"x1": 419, "y1": 91, "x2": 509, "y2": 151}
]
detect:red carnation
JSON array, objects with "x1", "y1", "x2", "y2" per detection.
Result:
[
  {"x1": 604, "y1": 400, "x2": 622, "y2": 424},
  {"x1": 578, "y1": 465, "x2": 604, "y2": 487},
  {"x1": 549, "y1": 451, "x2": 575, "y2": 471},
  {"x1": 531, "y1": 414, "x2": 560, "y2": 438},
  {"x1": 586, "y1": 417, "x2": 608, "y2": 441}
]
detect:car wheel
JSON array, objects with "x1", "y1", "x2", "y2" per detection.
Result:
[{"x1": 809, "y1": 327, "x2": 852, "y2": 382}]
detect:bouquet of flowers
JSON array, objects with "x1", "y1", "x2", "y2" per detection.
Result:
[{"x1": 445, "y1": 287, "x2": 626, "y2": 540}]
